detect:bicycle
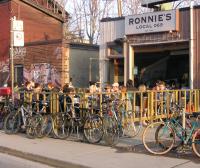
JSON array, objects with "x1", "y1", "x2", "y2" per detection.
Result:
[
  {"x1": 142, "y1": 107, "x2": 200, "y2": 156},
  {"x1": 52, "y1": 94, "x2": 103, "y2": 144},
  {"x1": 102, "y1": 97, "x2": 122, "y2": 146},
  {"x1": 0, "y1": 97, "x2": 15, "y2": 129},
  {"x1": 83, "y1": 94, "x2": 104, "y2": 143},
  {"x1": 102, "y1": 97, "x2": 141, "y2": 146},
  {"x1": 118, "y1": 99, "x2": 141, "y2": 138},
  {"x1": 4, "y1": 100, "x2": 43, "y2": 139},
  {"x1": 31, "y1": 100, "x2": 53, "y2": 138}
]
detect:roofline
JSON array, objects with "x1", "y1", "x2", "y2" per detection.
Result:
[
  {"x1": 100, "y1": 17, "x2": 125, "y2": 22},
  {"x1": 69, "y1": 42, "x2": 99, "y2": 50},
  {"x1": 141, "y1": 0, "x2": 179, "y2": 8},
  {"x1": 101, "y1": 5, "x2": 200, "y2": 23},
  {"x1": 20, "y1": 0, "x2": 65, "y2": 22},
  {"x1": 25, "y1": 39, "x2": 62, "y2": 46}
]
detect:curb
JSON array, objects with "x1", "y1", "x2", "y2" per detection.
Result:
[{"x1": 0, "y1": 146, "x2": 90, "y2": 168}]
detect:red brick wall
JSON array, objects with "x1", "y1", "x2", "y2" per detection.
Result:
[
  {"x1": 0, "y1": 2, "x2": 10, "y2": 59},
  {"x1": 0, "y1": 0, "x2": 65, "y2": 86},
  {"x1": 11, "y1": 0, "x2": 64, "y2": 86},
  {"x1": 11, "y1": 0, "x2": 63, "y2": 43},
  {"x1": 13, "y1": 41, "x2": 64, "y2": 86},
  {"x1": 0, "y1": 1, "x2": 10, "y2": 85}
]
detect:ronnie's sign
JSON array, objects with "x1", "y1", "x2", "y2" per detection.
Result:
[{"x1": 125, "y1": 10, "x2": 178, "y2": 35}]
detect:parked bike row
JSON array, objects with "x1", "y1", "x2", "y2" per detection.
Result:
[{"x1": 0, "y1": 89, "x2": 200, "y2": 158}]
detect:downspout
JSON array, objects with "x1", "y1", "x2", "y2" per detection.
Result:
[{"x1": 189, "y1": 0, "x2": 194, "y2": 89}]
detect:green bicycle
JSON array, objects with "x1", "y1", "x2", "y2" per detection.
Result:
[{"x1": 142, "y1": 111, "x2": 200, "y2": 156}]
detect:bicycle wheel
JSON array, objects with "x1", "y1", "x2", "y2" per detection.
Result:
[
  {"x1": 0, "y1": 106, "x2": 9, "y2": 130},
  {"x1": 143, "y1": 121, "x2": 175, "y2": 155},
  {"x1": 26, "y1": 115, "x2": 42, "y2": 139},
  {"x1": 122, "y1": 110, "x2": 141, "y2": 137},
  {"x1": 192, "y1": 128, "x2": 200, "y2": 157},
  {"x1": 34, "y1": 114, "x2": 45, "y2": 138},
  {"x1": 52, "y1": 113, "x2": 73, "y2": 139},
  {"x1": 26, "y1": 124, "x2": 37, "y2": 139},
  {"x1": 39, "y1": 114, "x2": 53, "y2": 137},
  {"x1": 4, "y1": 111, "x2": 21, "y2": 134},
  {"x1": 83, "y1": 114, "x2": 103, "y2": 144},
  {"x1": 103, "y1": 114, "x2": 119, "y2": 146}
]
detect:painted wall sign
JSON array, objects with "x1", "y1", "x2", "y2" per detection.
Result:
[{"x1": 125, "y1": 10, "x2": 178, "y2": 35}]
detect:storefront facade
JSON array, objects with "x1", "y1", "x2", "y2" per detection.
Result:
[{"x1": 100, "y1": 6, "x2": 200, "y2": 89}]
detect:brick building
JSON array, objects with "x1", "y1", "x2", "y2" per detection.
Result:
[{"x1": 0, "y1": 0, "x2": 69, "y2": 87}]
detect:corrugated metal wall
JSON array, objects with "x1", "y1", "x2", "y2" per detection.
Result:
[
  {"x1": 69, "y1": 45, "x2": 99, "y2": 88},
  {"x1": 99, "y1": 18, "x2": 125, "y2": 84}
]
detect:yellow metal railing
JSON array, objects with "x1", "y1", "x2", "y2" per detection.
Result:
[{"x1": 15, "y1": 89, "x2": 200, "y2": 122}]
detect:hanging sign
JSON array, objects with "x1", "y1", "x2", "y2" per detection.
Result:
[
  {"x1": 13, "y1": 20, "x2": 23, "y2": 31},
  {"x1": 125, "y1": 10, "x2": 179, "y2": 35},
  {"x1": 13, "y1": 31, "x2": 24, "y2": 47}
]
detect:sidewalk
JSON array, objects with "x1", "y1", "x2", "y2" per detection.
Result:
[{"x1": 0, "y1": 131, "x2": 199, "y2": 168}]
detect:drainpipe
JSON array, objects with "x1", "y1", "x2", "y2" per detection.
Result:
[{"x1": 189, "y1": 0, "x2": 194, "y2": 89}]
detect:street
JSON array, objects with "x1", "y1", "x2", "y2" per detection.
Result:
[{"x1": 0, "y1": 153, "x2": 53, "y2": 168}]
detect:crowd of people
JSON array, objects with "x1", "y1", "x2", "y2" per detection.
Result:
[
  {"x1": 8, "y1": 78, "x2": 194, "y2": 125},
  {"x1": 88, "y1": 79, "x2": 177, "y2": 94},
  {"x1": 10, "y1": 76, "x2": 189, "y2": 97}
]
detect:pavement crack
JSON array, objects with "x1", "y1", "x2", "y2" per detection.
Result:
[{"x1": 169, "y1": 160, "x2": 191, "y2": 168}]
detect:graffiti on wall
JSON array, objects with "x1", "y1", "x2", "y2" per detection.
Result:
[
  {"x1": 24, "y1": 63, "x2": 61, "y2": 86},
  {"x1": 54, "y1": 47, "x2": 62, "y2": 60},
  {"x1": 0, "y1": 58, "x2": 10, "y2": 86},
  {"x1": 13, "y1": 47, "x2": 26, "y2": 59}
]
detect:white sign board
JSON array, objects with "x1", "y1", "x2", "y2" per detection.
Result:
[
  {"x1": 125, "y1": 10, "x2": 177, "y2": 35},
  {"x1": 13, "y1": 20, "x2": 23, "y2": 31},
  {"x1": 13, "y1": 31, "x2": 24, "y2": 47}
]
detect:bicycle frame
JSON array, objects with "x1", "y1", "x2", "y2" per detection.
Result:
[
  {"x1": 19, "y1": 104, "x2": 32, "y2": 126},
  {"x1": 166, "y1": 117, "x2": 198, "y2": 145}
]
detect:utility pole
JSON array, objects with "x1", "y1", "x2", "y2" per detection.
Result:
[
  {"x1": 10, "y1": 17, "x2": 15, "y2": 102},
  {"x1": 117, "y1": 0, "x2": 122, "y2": 17},
  {"x1": 10, "y1": 16, "x2": 24, "y2": 102}
]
